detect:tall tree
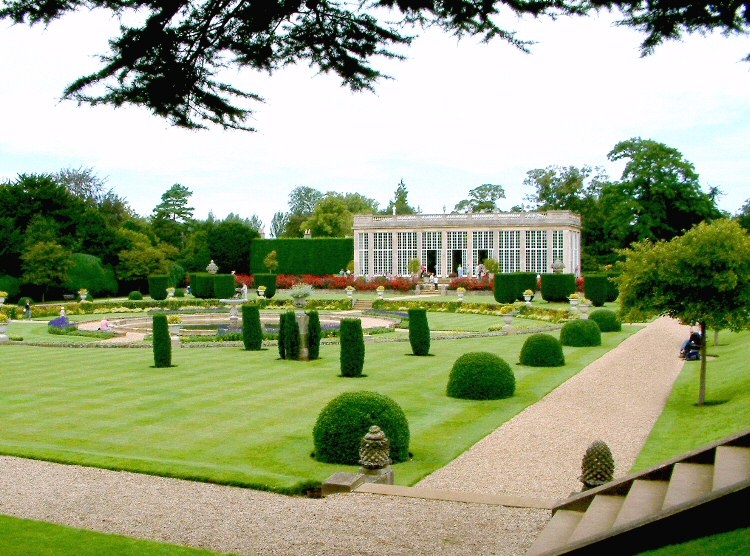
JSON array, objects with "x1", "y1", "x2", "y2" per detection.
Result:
[
  {"x1": 301, "y1": 195, "x2": 354, "y2": 237},
  {"x1": 53, "y1": 166, "x2": 132, "y2": 225},
  {"x1": 3, "y1": 1, "x2": 747, "y2": 130},
  {"x1": 383, "y1": 179, "x2": 416, "y2": 215},
  {"x1": 207, "y1": 220, "x2": 260, "y2": 273},
  {"x1": 453, "y1": 183, "x2": 506, "y2": 213},
  {"x1": 151, "y1": 183, "x2": 194, "y2": 247},
  {"x1": 270, "y1": 211, "x2": 290, "y2": 239},
  {"x1": 21, "y1": 241, "x2": 72, "y2": 301},
  {"x1": 735, "y1": 198, "x2": 750, "y2": 233},
  {"x1": 617, "y1": 219, "x2": 750, "y2": 405}
]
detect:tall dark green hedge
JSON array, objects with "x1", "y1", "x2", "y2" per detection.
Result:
[
  {"x1": 283, "y1": 310, "x2": 300, "y2": 360},
  {"x1": 213, "y1": 274, "x2": 237, "y2": 299},
  {"x1": 152, "y1": 314, "x2": 172, "y2": 368},
  {"x1": 278, "y1": 312, "x2": 289, "y2": 359},
  {"x1": 250, "y1": 238, "x2": 353, "y2": 275},
  {"x1": 408, "y1": 308, "x2": 430, "y2": 356},
  {"x1": 517, "y1": 273, "x2": 538, "y2": 298},
  {"x1": 307, "y1": 310, "x2": 322, "y2": 360},
  {"x1": 242, "y1": 304, "x2": 263, "y2": 350},
  {"x1": 254, "y1": 273, "x2": 277, "y2": 299},
  {"x1": 494, "y1": 273, "x2": 519, "y2": 304},
  {"x1": 340, "y1": 318, "x2": 365, "y2": 377},
  {"x1": 540, "y1": 273, "x2": 576, "y2": 302},
  {"x1": 148, "y1": 275, "x2": 170, "y2": 301},
  {"x1": 312, "y1": 390, "x2": 410, "y2": 465},
  {"x1": 583, "y1": 274, "x2": 609, "y2": 307},
  {"x1": 189, "y1": 273, "x2": 214, "y2": 298}
]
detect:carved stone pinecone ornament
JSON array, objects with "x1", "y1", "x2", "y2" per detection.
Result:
[
  {"x1": 580, "y1": 439, "x2": 615, "y2": 489},
  {"x1": 359, "y1": 425, "x2": 392, "y2": 469}
]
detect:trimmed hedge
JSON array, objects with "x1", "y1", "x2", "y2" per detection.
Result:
[
  {"x1": 241, "y1": 304, "x2": 263, "y2": 350},
  {"x1": 583, "y1": 274, "x2": 608, "y2": 307},
  {"x1": 307, "y1": 310, "x2": 322, "y2": 360},
  {"x1": 494, "y1": 273, "x2": 520, "y2": 304},
  {"x1": 605, "y1": 273, "x2": 620, "y2": 302},
  {"x1": 516, "y1": 272, "x2": 538, "y2": 298},
  {"x1": 589, "y1": 309, "x2": 622, "y2": 332},
  {"x1": 560, "y1": 319, "x2": 602, "y2": 347},
  {"x1": 446, "y1": 352, "x2": 515, "y2": 400},
  {"x1": 408, "y1": 308, "x2": 430, "y2": 356},
  {"x1": 148, "y1": 274, "x2": 170, "y2": 301},
  {"x1": 189, "y1": 273, "x2": 214, "y2": 299},
  {"x1": 152, "y1": 314, "x2": 172, "y2": 368},
  {"x1": 250, "y1": 238, "x2": 354, "y2": 275},
  {"x1": 254, "y1": 274, "x2": 277, "y2": 299},
  {"x1": 340, "y1": 318, "x2": 365, "y2": 377},
  {"x1": 540, "y1": 273, "x2": 576, "y2": 302},
  {"x1": 312, "y1": 390, "x2": 410, "y2": 465},
  {"x1": 278, "y1": 312, "x2": 289, "y2": 359},
  {"x1": 282, "y1": 310, "x2": 301, "y2": 360},
  {"x1": 519, "y1": 333, "x2": 565, "y2": 367},
  {"x1": 213, "y1": 274, "x2": 237, "y2": 299}
]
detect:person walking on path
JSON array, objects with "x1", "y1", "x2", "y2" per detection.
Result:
[{"x1": 24, "y1": 299, "x2": 31, "y2": 319}]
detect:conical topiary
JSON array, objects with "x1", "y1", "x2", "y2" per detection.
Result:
[{"x1": 580, "y1": 440, "x2": 615, "y2": 490}]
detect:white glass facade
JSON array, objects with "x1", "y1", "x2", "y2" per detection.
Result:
[
  {"x1": 499, "y1": 230, "x2": 521, "y2": 273},
  {"x1": 372, "y1": 232, "x2": 392, "y2": 275},
  {"x1": 397, "y1": 232, "x2": 418, "y2": 276}
]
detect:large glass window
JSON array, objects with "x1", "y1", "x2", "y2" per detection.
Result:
[
  {"x1": 472, "y1": 231, "x2": 494, "y2": 276},
  {"x1": 552, "y1": 230, "x2": 564, "y2": 266},
  {"x1": 447, "y1": 231, "x2": 468, "y2": 275},
  {"x1": 498, "y1": 230, "x2": 520, "y2": 273},
  {"x1": 525, "y1": 230, "x2": 548, "y2": 273},
  {"x1": 397, "y1": 232, "x2": 418, "y2": 276},
  {"x1": 372, "y1": 232, "x2": 393, "y2": 275},
  {"x1": 421, "y1": 232, "x2": 442, "y2": 277},
  {"x1": 357, "y1": 233, "x2": 369, "y2": 276}
]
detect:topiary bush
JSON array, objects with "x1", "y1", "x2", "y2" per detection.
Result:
[
  {"x1": 278, "y1": 311, "x2": 289, "y2": 359},
  {"x1": 174, "y1": 287, "x2": 185, "y2": 298},
  {"x1": 152, "y1": 314, "x2": 172, "y2": 368},
  {"x1": 560, "y1": 319, "x2": 602, "y2": 347},
  {"x1": 189, "y1": 272, "x2": 214, "y2": 298},
  {"x1": 307, "y1": 310, "x2": 321, "y2": 360},
  {"x1": 519, "y1": 333, "x2": 565, "y2": 367},
  {"x1": 241, "y1": 304, "x2": 263, "y2": 350},
  {"x1": 446, "y1": 352, "x2": 515, "y2": 400},
  {"x1": 540, "y1": 273, "x2": 577, "y2": 302},
  {"x1": 148, "y1": 274, "x2": 170, "y2": 301},
  {"x1": 312, "y1": 390, "x2": 410, "y2": 465},
  {"x1": 408, "y1": 308, "x2": 430, "y2": 356},
  {"x1": 340, "y1": 318, "x2": 365, "y2": 377},
  {"x1": 282, "y1": 310, "x2": 300, "y2": 360},
  {"x1": 589, "y1": 309, "x2": 622, "y2": 332},
  {"x1": 254, "y1": 273, "x2": 277, "y2": 299},
  {"x1": 213, "y1": 273, "x2": 237, "y2": 299},
  {"x1": 128, "y1": 290, "x2": 143, "y2": 301},
  {"x1": 516, "y1": 272, "x2": 539, "y2": 299},
  {"x1": 493, "y1": 273, "x2": 519, "y2": 304},
  {"x1": 583, "y1": 274, "x2": 608, "y2": 307}
]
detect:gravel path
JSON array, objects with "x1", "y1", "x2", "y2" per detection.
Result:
[{"x1": 0, "y1": 317, "x2": 688, "y2": 555}]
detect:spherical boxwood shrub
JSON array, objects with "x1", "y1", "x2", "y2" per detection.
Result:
[
  {"x1": 588, "y1": 309, "x2": 622, "y2": 332},
  {"x1": 519, "y1": 333, "x2": 565, "y2": 367},
  {"x1": 152, "y1": 314, "x2": 172, "y2": 368},
  {"x1": 446, "y1": 352, "x2": 515, "y2": 400},
  {"x1": 128, "y1": 290, "x2": 143, "y2": 301},
  {"x1": 242, "y1": 303, "x2": 263, "y2": 350},
  {"x1": 340, "y1": 318, "x2": 365, "y2": 377},
  {"x1": 408, "y1": 308, "x2": 430, "y2": 356},
  {"x1": 560, "y1": 319, "x2": 602, "y2": 347},
  {"x1": 313, "y1": 391, "x2": 410, "y2": 465}
]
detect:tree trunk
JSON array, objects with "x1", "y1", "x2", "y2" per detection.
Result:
[
  {"x1": 713, "y1": 329, "x2": 719, "y2": 346},
  {"x1": 698, "y1": 321, "x2": 707, "y2": 406}
]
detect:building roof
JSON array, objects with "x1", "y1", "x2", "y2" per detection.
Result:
[{"x1": 353, "y1": 210, "x2": 581, "y2": 230}]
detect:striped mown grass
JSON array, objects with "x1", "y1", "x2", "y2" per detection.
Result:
[{"x1": 0, "y1": 325, "x2": 640, "y2": 493}]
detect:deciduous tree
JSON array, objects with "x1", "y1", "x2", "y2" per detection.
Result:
[{"x1": 453, "y1": 183, "x2": 506, "y2": 213}]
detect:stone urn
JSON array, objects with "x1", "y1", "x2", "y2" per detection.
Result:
[
  {"x1": 257, "y1": 288, "x2": 265, "y2": 298},
  {"x1": 168, "y1": 324, "x2": 181, "y2": 335},
  {"x1": 457, "y1": 289, "x2": 465, "y2": 300},
  {"x1": 551, "y1": 259, "x2": 565, "y2": 274},
  {"x1": 377, "y1": 288, "x2": 384, "y2": 299}
]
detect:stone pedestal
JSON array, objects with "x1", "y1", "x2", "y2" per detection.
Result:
[
  {"x1": 360, "y1": 466, "x2": 394, "y2": 485},
  {"x1": 171, "y1": 335, "x2": 181, "y2": 350}
]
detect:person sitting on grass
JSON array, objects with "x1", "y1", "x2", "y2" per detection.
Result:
[{"x1": 679, "y1": 331, "x2": 702, "y2": 361}]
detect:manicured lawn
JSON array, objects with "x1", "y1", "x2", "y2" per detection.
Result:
[
  {"x1": 633, "y1": 329, "x2": 750, "y2": 472},
  {"x1": 639, "y1": 527, "x2": 750, "y2": 555},
  {"x1": 0, "y1": 514, "x2": 228, "y2": 555},
  {"x1": 0, "y1": 322, "x2": 640, "y2": 493}
]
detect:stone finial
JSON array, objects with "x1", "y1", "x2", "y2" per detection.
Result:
[
  {"x1": 579, "y1": 439, "x2": 615, "y2": 490},
  {"x1": 206, "y1": 260, "x2": 219, "y2": 274},
  {"x1": 359, "y1": 425, "x2": 392, "y2": 469}
]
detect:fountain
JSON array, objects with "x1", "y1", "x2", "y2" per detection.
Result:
[{"x1": 220, "y1": 283, "x2": 249, "y2": 329}]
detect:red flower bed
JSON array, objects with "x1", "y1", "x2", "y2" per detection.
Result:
[
  {"x1": 576, "y1": 275, "x2": 585, "y2": 293},
  {"x1": 448, "y1": 277, "x2": 492, "y2": 291}
]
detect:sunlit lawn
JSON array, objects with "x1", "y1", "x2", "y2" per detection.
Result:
[{"x1": 0, "y1": 313, "x2": 640, "y2": 493}]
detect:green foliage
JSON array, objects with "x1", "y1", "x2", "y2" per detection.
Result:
[
  {"x1": 63, "y1": 253, "x2": 118, "y2": 297},
  {"x1": 213, "y1": 274, "x2": 236, "y2": 299},
  {"x1": 560, "y1": 319, "x2": 602, "y2": 347},
  {"x1": 207, "y1": 220, "x2": 259, "y2": 273},
  {"x1": 168, "y1": 261, "x2": 185, "y2": 289},
  {"x1": 0, "y1": 275, "x2": 21, "y2": 302},
  {"x1": 147, "y1": 274, "x2": 170, "y2": 301},
  {"x1": 483, "y1": 258, "x2": 499, "y2": 275},
  {"x1": 263, "y1": 250, "x2": 279, "y2": 273},
  {"x1": 589, "y1": 309, "x2": 622, "y2": 332},
  {"x1": 127, "y1": 290, "x2": 143, "y2": 300},
  {"x1": 408, "y1": 308, "x2": 430, "y2": 356},
  {"x1": 453, "y1": 183, "x2": 506, "y2": 213},
  {"x1": 116, "y1": 228, "x2": 170, "y2": 281},
  {"x1": 250, "y1": 239, "x2": 353, "y2": 275},
  {"x1": 307, "y1": 310, "x2": 321, "y2": 360},
  {"x1": 152, "y1": 314, "x2": 172, "y2": 368},
  {"x1": 605, "y1": 273, "x2": 620, "y2": 302},
  {"x1": 189, "y1": 273, "x2": 214, "y2": 298},
  {"x1": 494, "y1": 273, "x2": 520, "y2": 304},
  {"x1": 407, "y1": 258, "x2": 421, "y2": 275},
  {"x1": 312, "y1": 391, "x2": 410, "y2": 465},
  {"x1": 517, "y1": 272, "x2": 538, "y2": 296},
  {"x1": 583, "y1": 274, "x2": 609, "y2": 307},
  {"x1": 241, "y1": 304, "x2": 263, "y2": 350},
  {"x1": 383, "y1": 180, "x2": 416, "y2": 215},
  {"x1": 21, "y1": 240, "x2": 73, "y2": 299},
  {"x1": 282, "y1": 310, "x2": 300, "y2": 360},
  {"x1": 446, "y1": 352, "x2": 515, "y2": 400},
  {"x1": 340, "y1": 318, "x2": 365, "y2": 377},
  {"x1": 253, "y1": 273, "x2": 277, "y2": 298},
  {"x1": 519, "y1": 333, "x2": 565, "y2": 367},
  {"x1": 174, "y1": 287, "x2": 185, "y2": 297},
  {"x1": 540, "y1": 273, "x2": 576, "y2": 302}
]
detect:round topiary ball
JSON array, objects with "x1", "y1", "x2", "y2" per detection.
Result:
[
  {"x1": 519, "y1": 333, "x2": 565, "y2": 367},
  {"x1": 128, "y1": 291, "x2": 143, "y2": 301},
  {"x1": 446, "y1": 352, "x2": 515, "y2": 400},
  {"x1": 313, "y1": 391, "x2": 410, "y2": 465},
  {"x1": 560, "y1": 319, "x2": 602, "y2": 347},
  {"x1": 588, "y1": 309, "x2": 622, "y2": 332}
]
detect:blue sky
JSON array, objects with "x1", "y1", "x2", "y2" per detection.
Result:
[{"x1": 0, "y1": 8, "x2": 748, "y2": 235}]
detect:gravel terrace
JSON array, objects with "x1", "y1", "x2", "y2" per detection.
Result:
[{"x1": 0, "y1": 316, "x2": 689, "y2": 555}]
